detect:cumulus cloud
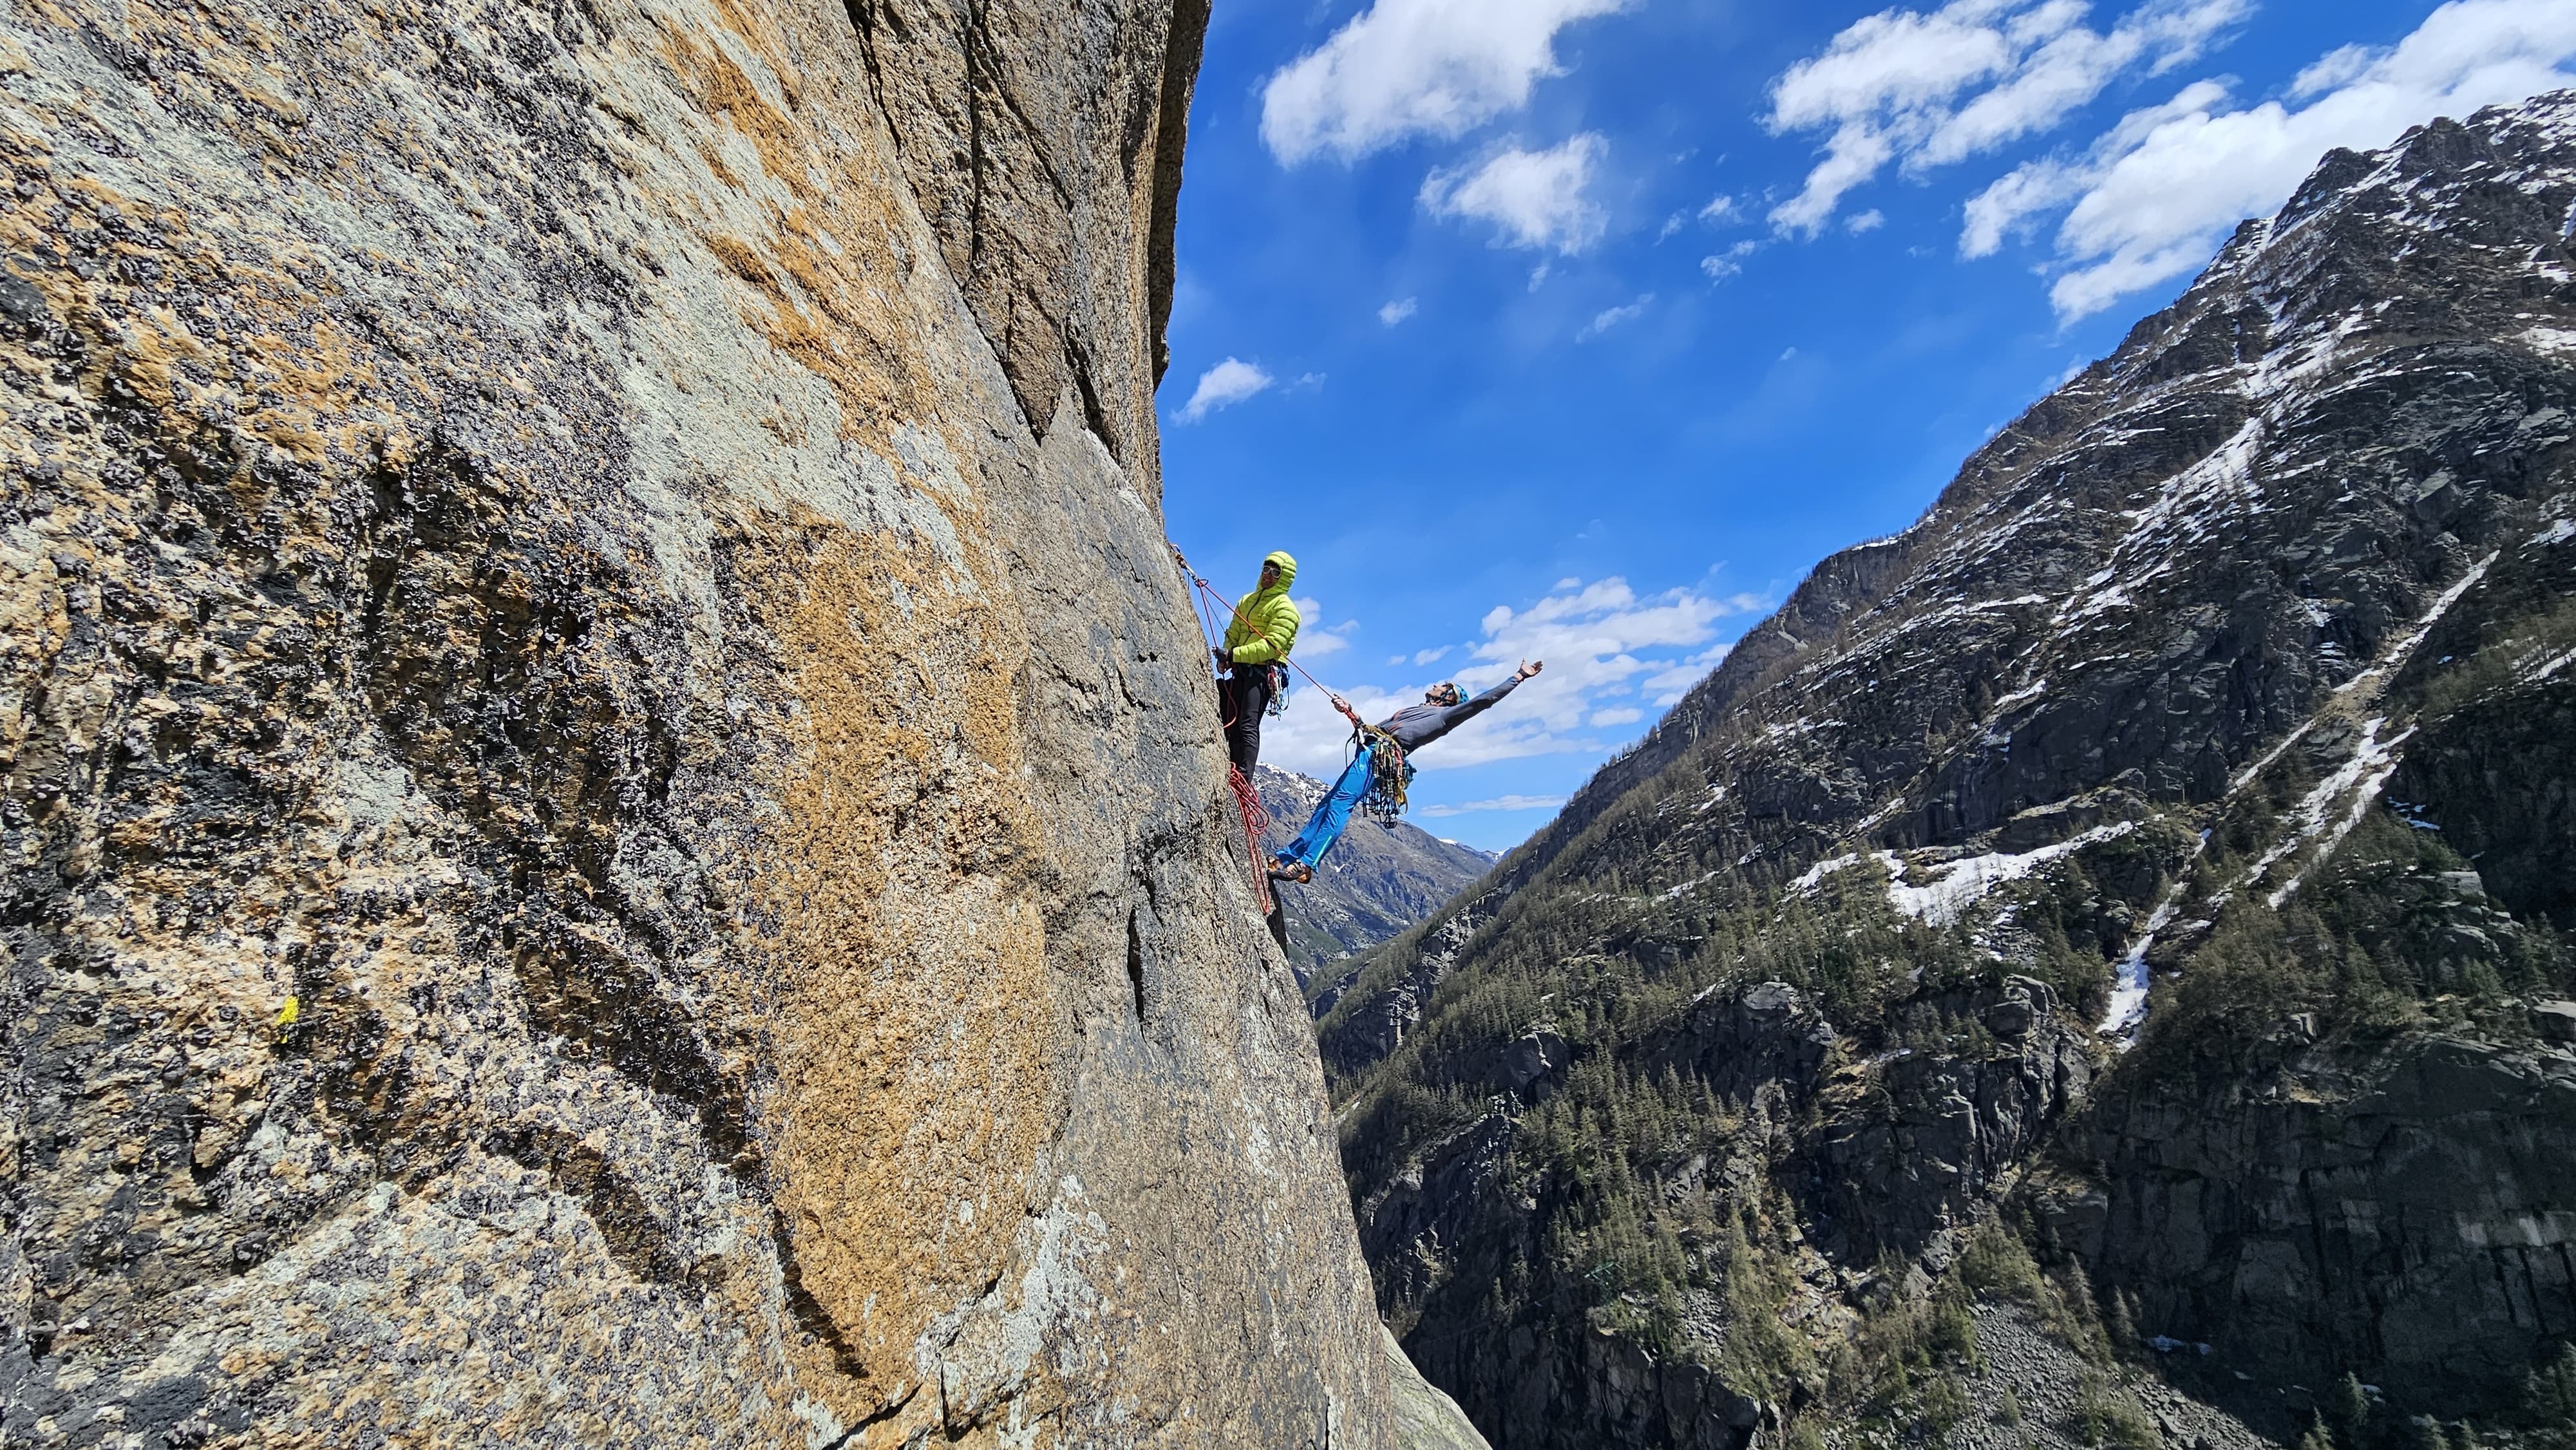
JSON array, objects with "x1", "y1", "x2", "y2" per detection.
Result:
[
  {"x1": 1417, "y1": 795, "x2": 1568, "y2": 818},
  {"x1": 1846, "y1": 208, "x2": 1888, "y2": 233},
  {"x1": 1590, "y1": 707, "x2": 1643, "y2": 726},
  {"x1": 1414, "y1": 646, "x2": 1453, "y2": 665},
  {"x1": 1766, "y1": 0, "x2": 2249, "y2": 235},
  {"x1": 1643, "y1": 643, "x2": 1737, "y2": 704},
  {"x1": 1379, "y1": 296, "x2": 1420, "y2": 325},
  {"x1": 1967, "y1": 0, "x2": 2576, "y2": 317},
  {"x1": 1294, "y1": 597, "x2": 1358, "y2": 655},
  {"x1": 1701, "y1": 238, "x2": 1759, "y2": 281},
  {"x1": 1578, "y1": 294, "x2": 1653, "y2": 339},
  {"x1": 1262, "y1": 0, "x2": 1631, "y2": 164},
  {"x1": 1177, "y1": 358, "x2": 1274, "y2": 422},
  {"x1": 1421, "y1": 135, "x2": 1612, "y2": 253},
  {"x1": 1254, "y1": 576, "x2": 1766, "y2": 775}
]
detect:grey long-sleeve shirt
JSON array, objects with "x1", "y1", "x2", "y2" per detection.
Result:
[{"x1": 1378, "y1": 673, "x2": 1526, "y2": 754}]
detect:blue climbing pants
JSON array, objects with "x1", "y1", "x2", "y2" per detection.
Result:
[{"x1": 1278, "y1": 742, "x2": 1374, "y2": 872}]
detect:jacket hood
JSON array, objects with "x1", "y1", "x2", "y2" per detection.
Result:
[{"x1": 1261, "y1": 550, "x2": 1297, "y2": 590}]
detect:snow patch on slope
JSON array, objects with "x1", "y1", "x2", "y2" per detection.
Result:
[
  {"x1": 2334, "y1": 551, "x2": 2500, "y2": 699},
  {"x1": 2235, "y1": 717, "x2": 2415, "y2": 910},
  {"x1": 1884, "y1": 824, "x2": 2139, "y2": 927}
]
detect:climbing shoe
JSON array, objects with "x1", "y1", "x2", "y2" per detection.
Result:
[{"x1": 1267, "y1": 860, "x2": 1313, "y2": 884}]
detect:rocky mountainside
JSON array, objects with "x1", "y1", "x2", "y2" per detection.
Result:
[
  {"x1": 1323, "y1": 95, "x2": 2576, "y2": 1450},
  {"x1": 1251, "y1": 764, "x2": 1493, "y2": 988},
  {"x1": 0, "y1": 0, "x2": 1479, "y2": 1445}
]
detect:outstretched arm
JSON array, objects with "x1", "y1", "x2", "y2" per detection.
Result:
[{"x1": 1393, "y1": 661, "x2": 1543, "y2": 750}]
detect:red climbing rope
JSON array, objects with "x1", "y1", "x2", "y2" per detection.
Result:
[{"x1": 1227, "y1": 764, "x2": 1274, "y2": 914}]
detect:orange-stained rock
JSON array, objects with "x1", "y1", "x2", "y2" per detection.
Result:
[{"x1": 0, "y1": 0, "x2": 1401, "y2": 1443}]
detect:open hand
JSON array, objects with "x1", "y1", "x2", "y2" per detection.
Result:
[{"x1": 1517, "y1": 659, "x2": 1544, "y2": 679}]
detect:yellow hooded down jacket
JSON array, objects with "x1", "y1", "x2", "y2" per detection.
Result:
[{"x1": 1224, "y1": 551, "x2": 1301, "y2": 666}]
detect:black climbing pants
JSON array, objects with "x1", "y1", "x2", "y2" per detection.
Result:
[{"x1": 1220, "y1": 667, "x2": 1273, "y2": 778}]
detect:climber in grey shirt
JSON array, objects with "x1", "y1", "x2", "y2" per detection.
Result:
[
  {"x1": 1378, "y1": 666, "x2": 1540, "y2": 752},
  {"x1": 1270, "y1": 661, "x2": 1543, "y2": 882}
]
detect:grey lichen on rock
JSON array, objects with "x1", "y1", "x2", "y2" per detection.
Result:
[{"x1": 0, "y1": 0, "x2": 1389, "y2": 1445}]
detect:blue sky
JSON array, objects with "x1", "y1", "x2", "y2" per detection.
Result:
[{"x1": 1158, "y1": 0, "x2": 2576, "y2": 851}]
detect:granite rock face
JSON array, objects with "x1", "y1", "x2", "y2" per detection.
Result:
[
  {"x1": 1325, "y1": 95, "x2": 2576, "y2": 1449},
  {"x1": 0, "y1": 0, "x2": 1409, "y2": 1444},
  {"x1": 2063, "y1": 1037, "x2": 2576, "y2": 1411}
]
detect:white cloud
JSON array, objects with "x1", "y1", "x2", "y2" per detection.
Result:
[
  {"x1": 1701, "y1": 238, "x2": 1759, "y2": 281},
  {"x1": 1447, "y1": 577, "x2": 1764, "y2": 764},
  {"x1": 1421, "y1": 134, "x2": 1611, "y2": 253},
  {"x1": 1578, "y1": 293, "x2": 1653, "y2": 339},
  {"x1": 1262, "y1": 0, "x2": 1631, "y2": 164},
  {"x1": 1643, "y1": 643, "x2": 1736, "y2": 704},
  {"x1": 1293, "y1": 597, "x2": 1358, "y2": 655},
  {"x1": 1414, "y1": 646, "x2": 1453, "y2": 665},
  {"x1": 1255, "y1": 576, "x2": 1767, "y2": 775},
  {"x1": 1972, "y1": 0, "x2": 2576, "y2": 317},
  {"x1": 1958, "y1": 78, "x2": 2229, "y2": 255},
  {"x1": 1700, "y1": 193, "x2": 1743, "y2": 223},
  {"x1": 1847, "y1": 208, "x2": 1888, "y2": 233},
  {"x1": 1765, "y1": 0, "x2": 2249, "y2": 235},
  {"x1": 1177, "y1": 358, "x2": 1274, "y2": 422},
  {"x1": 1417, "y1": 794, "x2": 1567, "y2": 818},
  {"x1": 1590, "y1": 707, "x2": 1643, "y2": 726},
  {"x1": 1379, "y1": 296, "x2": 1420, "y2": 325}
]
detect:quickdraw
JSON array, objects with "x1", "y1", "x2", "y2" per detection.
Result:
[{"x1": 1358, "y1": 726, "x2": 1414, "y2": 822}]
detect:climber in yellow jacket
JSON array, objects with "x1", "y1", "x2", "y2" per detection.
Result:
[{"x1": 1216, "y1": 550, "x2": 1300, "y2": 778}]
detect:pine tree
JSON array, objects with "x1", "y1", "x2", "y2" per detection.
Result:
[
  {"x1": 2106, "y1": 1289, "x2": 2141, "y2": 1354},
  {"x1": 2300, "y1": 1415, "x2": 2336, "y2": 1450},
  {"x1": 2328, "y1": 1373, "x2": 2374, "y2": 1450},
  {"x1": 2531, "y1": 1343, "x2": 2576, "y2": 1450}
]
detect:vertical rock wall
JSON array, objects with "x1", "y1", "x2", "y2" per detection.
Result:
[{"x1": 0, "y1": 0, "x2": 1392, "y2": 1444}]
